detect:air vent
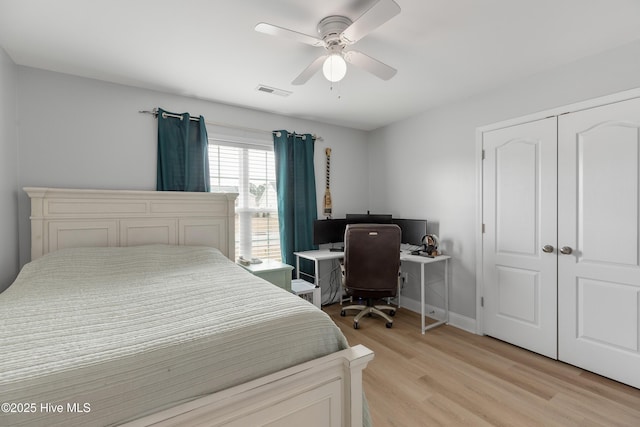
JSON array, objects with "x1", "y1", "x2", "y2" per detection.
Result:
[{"x1": 256, "y1": 85, "x2": 292, "y2": 97}]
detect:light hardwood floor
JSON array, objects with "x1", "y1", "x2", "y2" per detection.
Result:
[{"x1": 323, "y1": 304, "x2": 640, "y2": 427}]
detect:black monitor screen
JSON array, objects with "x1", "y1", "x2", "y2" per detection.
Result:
[
  {"x1": 313, "y1": 219, "x2": 348, "y2": 245},
  {"x1": 392, "y1": 219, "x2": 428, "y2": 246}
]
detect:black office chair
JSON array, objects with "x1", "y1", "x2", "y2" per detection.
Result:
[{"x1": 340, "y1": 223, "x2": 401, "y2": 329}]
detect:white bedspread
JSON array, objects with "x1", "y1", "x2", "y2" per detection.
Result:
[{"x1": 0, "y1": 245, "x2": 348, "y2": 426}]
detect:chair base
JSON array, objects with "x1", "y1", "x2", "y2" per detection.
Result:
[{"x1": 340, "y1": 303, "x2": 396, "y2": 329}]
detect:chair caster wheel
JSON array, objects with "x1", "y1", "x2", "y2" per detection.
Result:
[
  {"x1": 386, "y1": 322, "x2": 393, "y2": 328},
  {"x1": 340, "y1": 310, "x2": 346, "y2": 317},
  {"x1": 354, "y1": 322, "x2": 359, "y2": 329},
  {"x1": 389, "y1": 310, "x2": 396, "y2": 316}
]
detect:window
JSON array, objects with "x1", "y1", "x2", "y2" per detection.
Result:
[{"x1": 208, "y1": 140, "x2": 281, "y2": 261}]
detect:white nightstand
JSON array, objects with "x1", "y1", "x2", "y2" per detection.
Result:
[{"x1": 239, "y1": 260, "x2": 293, "y2": 292}]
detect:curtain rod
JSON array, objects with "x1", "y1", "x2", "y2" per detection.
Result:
[{"x1": 138, "y1": 109, "x2": 322, "y2": 141}]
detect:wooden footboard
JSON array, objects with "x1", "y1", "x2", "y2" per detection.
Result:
[{"x1": 121, "y1": 345, "x2": 374, "y2": 427}]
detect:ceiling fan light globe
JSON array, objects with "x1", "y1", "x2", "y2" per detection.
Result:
[{"x1": 322, "y1": 54, "x2": 347, "y2": 82}]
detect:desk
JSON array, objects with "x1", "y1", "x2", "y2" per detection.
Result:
[{"x1": 294, "y1": 249, "x2": 450, "y2": 334}]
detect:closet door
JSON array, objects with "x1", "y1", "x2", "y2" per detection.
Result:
[
  {"x1": 558, "y1": 97, "x2": 640, "y2": 388},
  {"x1": 482, "y1": 117, "x2": 558, "y2": 359}
]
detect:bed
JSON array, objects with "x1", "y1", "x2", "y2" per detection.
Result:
[{"x1": 0, "y1": 187, "x2": 373, "y2": 427}]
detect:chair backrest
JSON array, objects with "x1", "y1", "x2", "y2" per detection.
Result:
[{"x1": 343, "y1": 223, "x2": 401, "y2": 298}]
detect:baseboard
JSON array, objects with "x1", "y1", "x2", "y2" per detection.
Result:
[
  {"x1": 397, "y1": 296, "x2": 477, "y2": 334},
  {"x1": 448, "y1": 311, "x2": 477, "y2": 334}
]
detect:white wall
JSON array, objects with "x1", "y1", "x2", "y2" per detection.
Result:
[
  {"x1": 368, "y1": 39, "x2": 640, "y2": 325},
  {"x1": 11, "y1": 38, "x2": 640, "y2": 314},
  {"x1": 0, "y1": 48, "x2": 18, "y2": 292},
  {"x1": 16, "y1": 67, "x2": 370, "y2": 266}
]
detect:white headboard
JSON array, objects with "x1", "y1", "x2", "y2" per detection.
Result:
[{"x1": 25, "y1": 187, "x2": 238, "y2": 261}]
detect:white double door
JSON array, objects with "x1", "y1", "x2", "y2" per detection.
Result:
[{"x1": 482, "y1": 97, "x2": 640, "y2": 388}]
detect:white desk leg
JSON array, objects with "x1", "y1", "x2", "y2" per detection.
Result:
[
  {"x1": 444, "y1": 258, "x2": 449, "y2": 323},
  {"x1": 423, "y1": 258, "x2": 449, "y2": 332},
  {"x1": 421, "y1": 263, "x2": 426, "y2": 334},
  {"x1": 296, "y1": 255, "x2": 301, "y2": 280}
]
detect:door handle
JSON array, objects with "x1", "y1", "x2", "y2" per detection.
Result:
[
  {"x1": 542, "y1": 245, "x2": 554, "y2": 253},
  {"x1": 560, "y1": 246, "x2": 573, "y2": 255}
]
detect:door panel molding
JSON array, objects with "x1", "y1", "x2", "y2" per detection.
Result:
[
  {"x1": 576, "y1": 277, "x2": 639, "y2": 352},
  {"x1": 496, "y1": 265, "x2": 540, "y2": 325},
  {"x1": 576, "y1": 121, "x2": 640, "y2": 267},
  {"x1": 495, "y1": 139, "x2": 540, "y2": 257}
]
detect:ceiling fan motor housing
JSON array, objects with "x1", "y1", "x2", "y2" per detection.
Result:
[{"x1": 317, "y1": 15, "x2": 352, "y2": 47}]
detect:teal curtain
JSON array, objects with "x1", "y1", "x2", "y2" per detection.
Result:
[
  {"x1": 156, "y1": 108, "x2": 210, "y2": 192},
  {"x1": 273, "y1": 130, "x2": 317, "y2": 277}
]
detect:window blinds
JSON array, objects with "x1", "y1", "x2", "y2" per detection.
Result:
[{"x1": 208, "y1": 141, "x2": 281, "y2": 261}]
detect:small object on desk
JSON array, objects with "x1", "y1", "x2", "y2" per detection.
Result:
[
  {"x1": 238, "y1": 256, "x2": 262, "y2": 265},
  {"x1": 421, "y1": 234, "x2": 440, "y2": 257},
  {"x1": 329, "y1": 247, "x2": 344, "y2": 252}
]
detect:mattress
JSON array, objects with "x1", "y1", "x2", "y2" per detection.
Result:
[{"x1": 0, "y1": 245, "x2": 349, "y2": 426}]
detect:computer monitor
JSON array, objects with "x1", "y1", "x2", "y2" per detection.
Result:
[
  {"x1": 345, "y1": 213, "x2": 392, "y2": 224},
  {"x1": 313, "y1": 215, "x2": 397, "y2": 246},
  {"x1": 392, "y1": 218, "x2": 428, "y2": 246},
  {"x1": 313, "y1": 219, "x2": 348, "y2": 245}
]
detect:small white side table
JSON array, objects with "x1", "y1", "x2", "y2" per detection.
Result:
[
  {"x1": 292, "y1": 279, "x2": 322, "y2": 308},
  {"x1": 239, "y1": 260, "x2": 293, "y2": 292}
]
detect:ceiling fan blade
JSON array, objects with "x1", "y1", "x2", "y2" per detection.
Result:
[
  {"x1": 255, "y1": 22, "x2": 324, "y2": 47},
  {"x1": 341, "y1": 0, "x2": 401, "y2": 44},
  {"x1": 344, "y1": 50, "x2": 397, "y2": 80},
  {"x1": 292, "y1": 55, "x2": 328, "y2": 85}
]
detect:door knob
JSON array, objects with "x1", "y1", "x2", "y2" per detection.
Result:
[
  {"x1": 542, "y1": 245, "x2": 554, "y2": 253},
  {"x1": 560, "y1": 246, "x2": 573, "y2": 255}
]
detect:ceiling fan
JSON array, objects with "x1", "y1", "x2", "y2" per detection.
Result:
[{"x1": 255, "y1": 0, "x2": 401, "y2": 85}]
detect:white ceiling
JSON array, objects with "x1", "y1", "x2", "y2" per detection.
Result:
[{"x1": 2, "y1": 0, "x2": 640, "y2": 131}]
